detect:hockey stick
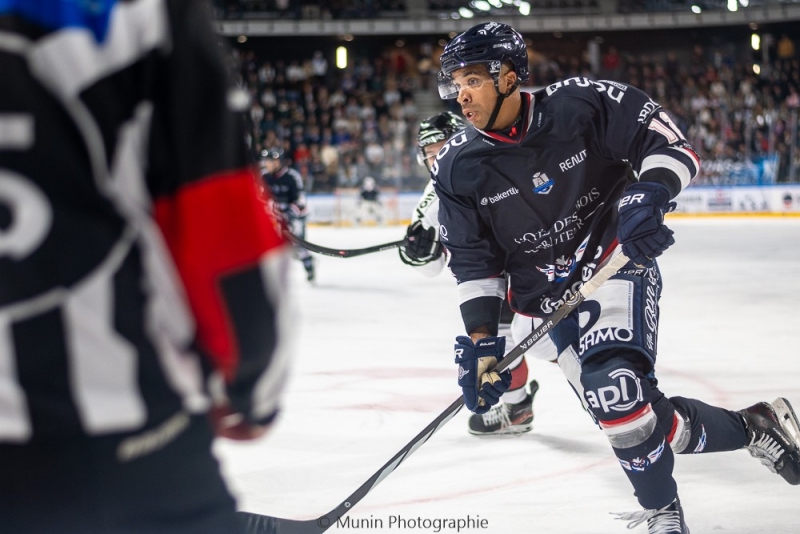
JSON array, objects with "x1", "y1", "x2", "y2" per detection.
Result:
[
  {"x1": 238, "y1": 251, "x2": 631, "y2": 534},
  {"x1": 284, "y1": 230, "x2": 406, "y2": 258}
]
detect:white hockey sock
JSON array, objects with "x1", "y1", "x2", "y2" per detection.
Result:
[{"x1": 504, "y1": 387, "x2": 528, "y2": 405}]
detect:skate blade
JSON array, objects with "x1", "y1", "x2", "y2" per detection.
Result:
[
  {"x1": 772, "y1": 397, "x2": 800, "y2": 451},
  {"x1": 468, "y1": 424, "x2": 533, "y2": 437}
]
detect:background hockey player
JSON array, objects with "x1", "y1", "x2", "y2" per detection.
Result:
[
  {"x1": 355, "y1": 176, "x2": 383, "y2": 225},
  {"x1": 261, "y1": 147, "x2": 316, "y2": 282},
  {"x1": 400, "y1": 111, "x2": 554, "y2": 436},
  {"x1": 0, "y1": 1, "x2": 292, "y2": 533},
  {"x1": 433, "y1": 21, "x2": 800, "y2": 533}
]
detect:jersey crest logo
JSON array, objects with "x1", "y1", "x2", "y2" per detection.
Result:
[
  {"x1": 535, "y1": 236, "x2": 589, "y2": 282},
  {"x1": 536, "y1": 256, "x2": 574, "y2": 282},
  {"x1": 532, "y1": 172, "x2": 553, "y2": 194}
]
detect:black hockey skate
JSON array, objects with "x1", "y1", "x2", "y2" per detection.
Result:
[
  {"x1": 303, "y1": 257, "x2": 315, "y2": 284},
  {"x1": 738, "y1": 397, "x2": 800, "y2": 485},
  {"x1": 613, "y1": 496, "x2": 690, "y2": 534},
  {"x1": 468, "y1": 380, "x2": 538, "y2": 436}
]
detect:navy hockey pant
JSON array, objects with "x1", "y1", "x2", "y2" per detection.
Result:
[{"x1": 552, "y1": 261, "x2": 748, "y2": 509}]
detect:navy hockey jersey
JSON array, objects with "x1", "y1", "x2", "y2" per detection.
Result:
[
  {"x1": 432, "y1": 80, "x2": 699, "y2": 329},
  {"x1": 0, "y1": 0, "x2": 290, "y2": 442},
  {"x1": 262, "y1": 166, "x2": 307, "y2": 217}
]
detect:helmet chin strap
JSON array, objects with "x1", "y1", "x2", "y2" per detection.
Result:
[{"x1": 484, "y1": 79, "x2": 521, "y2": 131}]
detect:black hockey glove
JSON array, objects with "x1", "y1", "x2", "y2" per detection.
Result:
[
  {"x1": 617, "y1": 182, "x2": 677, "y2": 267},
  {"x1": 398, "y1": 221, "x2": 443, "y2": 267},
  {"x1": 454, "y1": 336, "x2": 511, "y2": 414}
]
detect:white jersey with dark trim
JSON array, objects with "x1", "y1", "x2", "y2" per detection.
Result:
[
  {"x1": 0, "y1": 0, "x2": 289, "y2": 443},
  {"x1": 432, "y1": 81, "x2": 699, "y2": 319},
  {"x1": 406, "y1": 179, "x2": 447, "y2": 277}
]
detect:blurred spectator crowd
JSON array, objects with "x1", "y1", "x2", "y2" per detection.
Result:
[
  {"x1": 234, "y1": 31, "x2": 799, "y2": 193},
  {"x1": 215, "y1": 0, "x2": 406, "y2": 20},
  {"x1": 527, "y1": 34, "x2": 799, "y2": 185},
  {"x1": 213, "y1": 0, "x2": 777, "y2": 19},
  {"x1": 235, "y1": 46, "x2": 426, "y2": 193}
]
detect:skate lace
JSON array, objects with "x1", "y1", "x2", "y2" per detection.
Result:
[
  {"x1": 481, "y1": 405, "x2": 511, "y2": 429},
  {"x1": 612, "y1": 502, "x2": 684, "y2": 534},
  {"x1": 748, "y1": 432, "x2": 784, "y2": 464}
]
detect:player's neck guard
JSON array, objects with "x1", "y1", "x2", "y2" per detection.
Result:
[{"x1": 485, "y1": 79, "x2": 522, "y2": 131}]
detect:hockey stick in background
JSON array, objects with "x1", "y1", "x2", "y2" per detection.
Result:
[
  {"x1": 239, "y1": 251, "x2": 632, "y2": 534},
  {"x1": 283, "y1": 230, "x2": 406, "y2": 258}
]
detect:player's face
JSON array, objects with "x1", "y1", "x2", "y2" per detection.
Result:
[
  {"x1": 452, "y1": 64, "x2": 516, "y2": 130},
  {"x1": 420, "y1": 140, "x2": 446, "y2": 173},
  {"x1": 451, "y1": 65, "x2": 497, "y2": 129},
  {"x1": 263, "y1": 158, "x2": 281, "y2": 173}
]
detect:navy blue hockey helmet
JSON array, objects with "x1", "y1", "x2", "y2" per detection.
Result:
[{"x1": 438, "y1": 22, "x2": 529, "y2": 100}]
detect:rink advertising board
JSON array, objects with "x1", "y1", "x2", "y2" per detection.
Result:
[
  {"x1": 673, "y1": 184, "x2": 800, "y2": 215},
  {"x1": 305, "y1": 185, "x2": 800, "y2": 225}
]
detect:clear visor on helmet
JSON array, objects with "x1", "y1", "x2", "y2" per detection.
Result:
[
  {"x1": 417, "y1": 149, "x2": 440, "y2": 171},
  {"x1": 438, "y1": 68, "x2": 496, "y2": 99},
  {"x1": 417, "y1": 131, "x2": 446, "y2": 166},
  {"x1": 437, "y1": 71, "x2": 459, "y2": 100}
]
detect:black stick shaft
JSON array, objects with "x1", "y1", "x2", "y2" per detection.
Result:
[
  {"x1": 284, "y1": 231, "x2": 406, "y2": 258},
  {"x1": 239, "y1": 252, "x2": 630, "y2": 534}
]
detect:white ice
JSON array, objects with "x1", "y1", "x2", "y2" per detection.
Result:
[{"x1": 215, "y1": 217, "x2": 800, "y2": 534}]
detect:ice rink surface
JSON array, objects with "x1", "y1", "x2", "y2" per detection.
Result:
[{"x1": 215, "y1": 217, "x2": 800, "y2": 534}]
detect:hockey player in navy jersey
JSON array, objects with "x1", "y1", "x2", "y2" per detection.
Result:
[
  {"x1": 0, "y1": 1, "x2": 291, "y2": 533},
  {"x1": 261, "y1": 147, "x2": 316, "y2": 282},
  {"x1": 432, "y1": 21, "x2": 800, "y2": 533},
  {"x1": 401, "y1": 111, "x2": 553, "y2": 436}
]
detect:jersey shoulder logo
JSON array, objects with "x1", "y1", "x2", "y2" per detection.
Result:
[{"x1": 532, "y1": 172, "x2": 553, "y2": 195}]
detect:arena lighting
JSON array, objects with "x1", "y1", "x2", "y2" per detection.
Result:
[
  {"x1": 336, "y1": 46, "x2": 347, "y2": 69},
  {"x1": 471, "y1": 0, "x2": 492, "y2": 10},
  {"x1": 519, "y1": 1, "x2": 531, "y2": 15},
  {"x1": 751, "y1": 33, "x2": 761, "y2": 50},
  {"x1": 727, "y1": 0, "x2": 737, "y2": 11},
  {"x1": 459, "y1": 7, "x2": 475, "y2": 17},
  {"x1": 488, "y1": 0, "x2": 503, "y2": 7},
  {"x1": 753, "y1": 63, "x2": 761, "y2": 75},
  {"x1": 236, "y1": 35, "x2": 247, "y2": 43},
  {"x1": 691, "y1": 4, "x2": 702, "y2": 13},
  {"x1": 740, "y1": 0, "x2": 749, "y2": 6}
]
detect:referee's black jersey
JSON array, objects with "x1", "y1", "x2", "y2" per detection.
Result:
[
  {"x1": 432, "y1": 82, "x2": 699, "y2": 326},
  {"x1": 0, "y1": 0, "x2": 290, "y2": 442}
]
